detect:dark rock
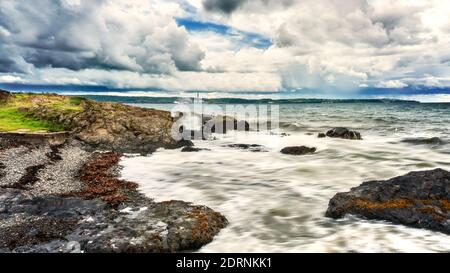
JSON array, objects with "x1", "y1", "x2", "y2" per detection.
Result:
[
  {"x1": 325, "y1": 127, "x2": 362, "y2": 140},
  {"x1": 181, "y1": 146, "x2": 209, "y2": 152},
  {"x1": 0, "y1": 188, "x2": 227, "y2": 253},
  {"x1": 318, "y1": 133, "x2": 326, "y2": 138},
  {"x1": 280, "y1": 146, "x2": 316, "y2": 155},
  {"x1": 203, "y1": 116, "x2": 250, "y2": 134},
  {"x1": 0, "y1": 90, "x2": 11, "y2": 103},
  {"x1": 401, "y1": 137, "x2": 444, "y2": 145},
  {"x1": 325, "y1": 168, "x2": 450, "y2": 234},
  {"x1": 179, "y1": 126, "x2": 210, "y2": 141},
  {"x1": 225, "y1": 144, "x2": 266, "y2": 152},
  {"x1": 0, "y1": 162, "x2": 5, "y2": 180}
]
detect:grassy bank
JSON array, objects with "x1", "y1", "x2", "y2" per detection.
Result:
[{"x1": 0, "y1": 92, "x2": 85, "y2": 132}]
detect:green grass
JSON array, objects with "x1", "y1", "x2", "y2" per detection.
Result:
[
  {"x1": 0, "y1": 93, "x2": 85, "y2": 132},
  {"x1": 0, "y1": 107, "x2": 66, "y2": 132}
]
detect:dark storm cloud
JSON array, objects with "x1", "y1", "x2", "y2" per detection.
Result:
[
  {"x1": 202, "y1": 0, "x2": 295, "y2": 14},
  {"x1": 203, "y1": 0, "x2": 246, "y2": 14}
]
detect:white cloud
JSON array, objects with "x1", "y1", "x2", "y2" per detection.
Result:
[
  {"x1": 0, "y1": 75, "x2": 25, "y2": 83},
  {"x1": 375, "y1": 80, "x2": 408, "y2": 88},
  {"x1": 1, "y1": 0, "x2": 450, "y2": 93},
  {"x1": 0, "y1": 0, "x2": 204, "y2": 74}
]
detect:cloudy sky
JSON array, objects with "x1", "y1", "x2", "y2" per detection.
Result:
[{"x1": 1, "y1": 0, "x2": 450, "y2": 97}]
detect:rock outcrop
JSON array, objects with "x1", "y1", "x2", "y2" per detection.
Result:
[
  {"x1": 326, "y1": 169, "x2": 450, "y2": 234},
  {"x1": 280, "y1": 146, "x2": 316, "y2": 155},
  {"x1": 26, "y1": 100, "x2": 191, "y2": 154},
  {"x1": 324, "y1": 127, "x2": 362, "y2": 140},
  {"x1": 0, "y1": 187, "x2": 227, "y2": 253}
]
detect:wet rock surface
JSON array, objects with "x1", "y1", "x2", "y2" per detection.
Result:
[
  {"x1": 324, "y1": 127, "x2": 362, "y2": 140},
  {"x1": 0, "y1": 188, "x2": 227, "y2": 253},
  {"x1": 326, "y1": 168, "x2": 450, "y2": 234},
  {"x1": 280, "y1": 146, "x2": 317, "y2": 155},
  {"x1": 225, "y1": 144, "x2": 267, "y2": 152},
  {"x1": 181, "y1": 146, "x2": 210, "y2": 152},
  {"x1": 401, "y1": 137, "x2": 444, "y2": 146},
  {"x1": 203, "y1": 115, "x2": 250, "y2": 134},
  {"x1": 0, "y1": 141, "x2": 227, "y2": 252}
]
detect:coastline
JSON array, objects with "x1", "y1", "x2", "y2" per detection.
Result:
[
  {"x1": 1, "y1": 89, "x2": 450, "y2": 252},
  {"x1": 0, "y1": 90, "x2": 227, "y2": 252}
]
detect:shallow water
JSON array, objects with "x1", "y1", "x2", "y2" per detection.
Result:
[{"x1": 120, "y1": 102, "x2": 450, "y2": 252}]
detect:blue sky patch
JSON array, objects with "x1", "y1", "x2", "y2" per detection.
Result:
[{"x1": 176, "y1": 18, "x2": 272, "y2": 50}]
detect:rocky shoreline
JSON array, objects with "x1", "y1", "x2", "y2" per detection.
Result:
[
  {"x1": 2, "y1": 90, "x2": 450, "y2": 252},
  {"x1": 0, "y1": 90, "x2": 227, "y2": 252},
  {"x1": 0, "y1": 139, "x2": 227, "y2": 253}
]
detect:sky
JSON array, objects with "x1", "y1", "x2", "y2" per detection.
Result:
[{"x1": 1, "y1": 0, "x2": 450, "y2": 98}]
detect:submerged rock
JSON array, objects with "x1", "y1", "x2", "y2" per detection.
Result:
[
  {"x1": 326, "y1": 168, "x2": 450, "y2": 234},
  {"x1": 280, "y1": 146, "x2": 316, "y2": 155},
  {"x1": 181, "y1": 146, "x2": 209, "y2": 152},
  {"x1": 401, "y1": 137, "x2": 444, "y2": 145},
  {"x1": 225, "y1": 144, "x2": 266, "y2": 152},
  {"x1": 325, "y1": 127, "x2": 362, "y2": 140},
  {"x1": 318, "y1": 133, "x2": 326, "y2": 138}
]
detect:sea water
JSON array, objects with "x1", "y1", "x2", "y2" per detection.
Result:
[{"x1": 118, "y1": 100, "x2": 450, "y2": 252}]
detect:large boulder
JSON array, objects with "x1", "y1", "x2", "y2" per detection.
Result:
[
  {"x1": 325, "y1": 127, "x2": 362, "y2": 140},
  {"x1": 326, "y1": 168, "x2": 450, "y2": 234},
  {"x1": 280, "y1": 146, "x2": 316, "y2": 155}
]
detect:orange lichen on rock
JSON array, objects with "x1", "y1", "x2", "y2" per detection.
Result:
[
  {"x1": 439, "y1": 199, "x2": 450, "y2": 211},
  {"x1": 188, "y1": 207, "x2": 212, "y2": 242},
  {"x1": 353, "y1": 198, "x2": 414, "y2": 210}
]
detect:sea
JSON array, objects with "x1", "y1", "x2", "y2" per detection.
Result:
[{"x1": 71, "y1": 92, "x2": 450, "y2": 252}]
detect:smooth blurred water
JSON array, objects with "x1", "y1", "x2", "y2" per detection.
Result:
[{"x1": 120, "y1": 102, "x2": 450, "y2": 252}]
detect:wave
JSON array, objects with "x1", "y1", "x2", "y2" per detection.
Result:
[{"x1": 79, "y1": 95, "x2": 421, "y2": 105}]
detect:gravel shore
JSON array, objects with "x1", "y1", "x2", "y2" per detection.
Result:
[{"x1": 0, "y1": 138, "x2": 227, "y2": 252}]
